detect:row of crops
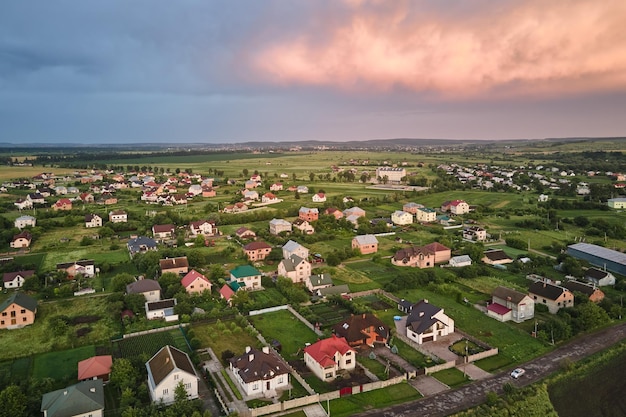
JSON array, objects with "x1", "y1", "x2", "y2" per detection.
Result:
[{"x1": 113, "y1": 329, "x2": 191, "y2": 360}]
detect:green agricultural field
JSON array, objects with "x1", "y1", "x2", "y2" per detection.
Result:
[
  {"x1": 33, "y1": 345, "x2": 96, "y2": 380},
  {"x1": 249, "y1": 309, "x2": 319, "y2": 359},
  {"x1": 113, "y1": 328, "x2": 190, "y2": 360}
]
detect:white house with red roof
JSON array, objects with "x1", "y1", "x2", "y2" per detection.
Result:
[
  {"x1": 270, "y1": 183, "x2": 283, "y2": 191},
  {"x1": 78, "y1": 355, "x2": 113, "y2": 383},
  {"x1": 181, "y1": 270, "x2": 212, "y2": 295},
  {"x1": 261, "y1": 193, "x2": 280, "y2": 204},
  {"x1": 304, "y1": 335, "x2": 356, "y2": 381},
  {"x1": 312, "y1": 192, "x2": 326, "y2": 203},
  {"x1": 441, "y1": 199, "x2": 470, "y2": 215}
]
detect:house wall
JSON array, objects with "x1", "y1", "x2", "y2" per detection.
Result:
[
  {"x1": 416, "y1": 210, "x2": 436, "y2": 222},
  {"x1": 141, "y1": 290, "x2": 161, "y2": 303},
  {"x1": 71, "y1": 410, "x2": 104, "y2": 417},
  {"x1": 10, "y1": 238, "x2": 30, "y2": 248},
  {"x1": 529, "y1": 291, "x2": 573, "y2": 314},
  {"x1": 234, "y1": 275, "x2": 261, "y2": 289},
  {"x1": 352, "y1": 240, "x2": 378, "y2": 255},
  {"x1": 4, "y1": 276, "x2": 25, "y2": 289},
  {"x1": 451, "y1": 202, "x2": 470, "y2": 214},
  {"x1": 150, "y1": 371, "x2": 198, "y2": 405},
  {"x1": 185, "y1": 278, "x2": 211, "y2": 295},
  {"x1": 0, "y1": 303, "x2": 35, "y2": 329},
  {"x1": 487, "y1": 309, "x2": 512, "y2": 322}
]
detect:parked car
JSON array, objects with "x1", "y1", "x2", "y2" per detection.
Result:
[{"x1": 510, "y1": 368, "x2": 525, "y2": 379}]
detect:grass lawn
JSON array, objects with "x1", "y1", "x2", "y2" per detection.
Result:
[
  {"x1": 431, "y1": 367, "x2": 471, "y2": 388},
  {"x1": 249, "y1": 310, "x2": 319, "y2": 360},
  {"x1": 322, "y1": 382, "x2": 422, "y2": 417},
  {"x1": 191, "y1": 320, "x2": 260, "y2": 364},
  {"x1": 33, "y1": 345, "x2": 96, "y2": 380},
  {"x1": 389, "y1": 338, "x2": 438, "y2": 369},
  {"x1": 358, "y1": 356, "x2": 390, "y2": 380}
]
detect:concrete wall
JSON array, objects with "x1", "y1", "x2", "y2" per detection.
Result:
[
  {"x1": 424, "y1": 361, "x2": 457, "y2": 375},
  {"x1": 467, "y1": 348, "x2": 499, "y2": 363},
  {"x1": 248, "y1": 305, "x2": 289, "y2": 316}
]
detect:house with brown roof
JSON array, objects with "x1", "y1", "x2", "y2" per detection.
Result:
[
  {"x1": 312, "y1": 192, "x2": 326, "y2": 203},
  {"x1": 127, "y1": 279, "x2": 162, "y2": 302},
  {"x1": 562, "y1": 280, "x2": 605, "y2": 303},
  {"x1": 229, "y1": 346, "x2": 291, "y2": 398},
  {"x1": 223, "y1": 202, "x2": 248, "y2": 213},
  {"x1": 146, "y1": 345, "x2": 199, "y2": 404},
  {"x1": 402, "y1": 202, "x2": 423, "y2": 214},
  {"x1": 244, "y1": 241, "x2": 272, "y2": 261},
  {"x1": 333, "y1": 313, "x2": 390, "y2": 348},
  {"x1": 79, "y1": 192, "x2": 95, "y2": 203},
  {"x1": 108, "y1": 210, "x2": 128, "y2": 223},
  {"x1": 293, "y1": 218, "x2": 315, "y2": 235},
  {"x1": 235, "y1": 227, "x2": 256, "y2": 240},
  {"x1": 528, "y1": 281, "x2": 574, "y2": 314},
  {"x1": 482, "y1": 249, "x2": 514, "y2": 265},
  {"x1": 152, "y1": 224, "x2": 175, "y2": 240},
  {"x1": 85, "y1": 213, "x2": 103, "y2": 228},
  {"x1": 78, "y1": 355, "x2": 113, "y2": 383},
  {"x1": 181, "y1": 270, "x2": 212, "y2": 295},
  {"x1": 3, "y1": 270, "x2": 35, "y2": 289},
  {"x1": 159, "y1": 256, "x2": 189, "y2": 275},
  {"x1": 352, "y1": 234, "x2": 378, "y2": 255},
  {"x1": 202, "y1": 186, "x2": 216, "y2": 198},
  {"x1": 262, "y1": 193, "x2": 280, "y2": 204},
  {"x1": 325, "y1": 207, "x2": 344, "y2": 220},
  {"x1": 57, "y1": 260, "x2": 96, "y2": 278},
  {"x1": 405, "y1": 300, "x2": 455, "y2": 344},
  {"x1": 189, "y1": 220, "x2": 217, "y2": 237},
  {"x1": 304, "y1": 335, "x2": 356, "y2": 382},
  {"x1": 0, "y1": 292, "x2": 37, "y2": 329},
  {"x1": 391, "y1": 242, "x2": 451, "y2": 268},
  {"x1": 298, "y1": 207, "x2": 319, "y2": 222},
  {"x1": 53, "y1": 198, "x2": 73, "y2": 211},
  {"x1": 10, "y1": 231, "x2": 32, "y2": 248},
  {"x1": 488, "y1": 286, "x2": 534, "y2": 323}
]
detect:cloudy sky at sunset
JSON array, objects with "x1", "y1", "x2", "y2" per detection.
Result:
[{"x1": 1, "y1": 0, "x2": 625, "y2": 144}]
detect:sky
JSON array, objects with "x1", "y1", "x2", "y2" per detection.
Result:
[{"x1": 1, "y1": 0, "x2": 625, "y2": 144}]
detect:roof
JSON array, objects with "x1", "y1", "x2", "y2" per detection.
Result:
[
  {"x1": 230, "y1": 347, "x2": 290, "y2": 383},
  {"x1": 146, "y1": 299, "x2": 176, "y2": 311},
  {"x1": 417, "y1": 207, "x2": 436, "y2": 213},
  {"x1": 152, "y1": 224, "x2": 175, "y2": 233},
  {"x1": 280, "y1": 255, "x2": 305, "y2": 272},
  {"x1": 41, "y1": 379, "x2": 104, "y2": 417},
  {"x1": 405, "y1": 300, "x2": 446, "y2": 335},
  {"x1": 126, "y1": 279, "x2": 161, "y2": 294},
  {"x1": 220, "y1": 284, "x2": 235, "y2": 300},
  {"x1": 308, "y1": 273, "x2": 333, "y2": 287},
  {"x1": 487, "y1": 303, "x2": 512, "y2": 316},
  {"x1": 181, "y1": 270, "x2": 210, "y2": 288},
  {"x1": 0, "y1": 292, "x2": 37, "y2": 313},
  {"x1": 269, "y1": 218, "x2": 291, "y2": 226},
  {"x1": 567, "y1": 243, "x2": 626, "y2": 266},
  {"x1": 299, "y1": 206, "x2": 319, "y2": 214},
  {"x1": 12, "y1": 230, "x2": 32, "y2": 241},
  {"x1": 450, "y1": 255, "x2": 472, "y2": 264},
  {"x1": 159, "y1": 257, "x2": 189, "y2": 270},
  {"x1": 147, "y1": 345, "x2": 197, "y2": 387},
  {"x1": 304, "y1": 335, "x2": 354, "y2": 367},
  {"x1": 333, "y1": 314, "x2": 390, "y2": 343},
  {"x1": 77, "y1": 355, "x2": 112, "y2": 380},
  {"x1": 353, "y1": 234, "x2": 378, "y2": 245},
  {"x1": 423, "y1": 242, "x2": 450, "y2": 253},
  {"x1": 283, "y1": 240, "x2": 305, "y2": 253},
  {"x1": 127, "y1": 236, "x2": 157, "y2": 252},
  {"x1": 483, "y1": 249, "x2": 513, "y2": 262},
  {"x1": 393, "y1": 242, "x2": 449, "y2": 261},
  {"x1": 3, "y1": 270, "x2": 35, "y2": 283},
  {"x1": 585, "y1": 268, "x2": 611, "y2": 279},
  {"x1": 230, "y1": 264, "x2": 261, "y2": 278},
  {"x1": 244, "y1": 241, "x2": 272, "y2": 251},
  {"x1": 528, "y1": 281, "x2": 571, "y2": 301},
  {"x1": 318, "y1": 284, "x2": 350, "y2": 296},
  {"x1": 562, "y1": 280, "x2": 602, "y2": 297},
  {"x1": 492, "y1": 286, "x2": 529, "y2": 304}
]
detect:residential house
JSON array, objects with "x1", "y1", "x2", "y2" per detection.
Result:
[
  {"x1": 229, "y1": 346, "x2": 290, "y2": 397},
  {"x1": 333, "y1": 314, "x2": 390, "y2": 347},
  {"x1": 269, "y1": 218, "x2": 292, "y2": 235},
  {"x1": 607, "y1": 198, "x2": 626, "y2": 209},
  {"x1": 325, "y1": 207, "x2": 344, "y2": 219},
  {"x1": 230, "y1": 265, "x2": 262, "y2": 290},
  {"x1": 562, "y1": 280, "x2": 605, "y2": 303},
  {"x1": 181, "y1": 270, "x2": 212, "y2": 295},
  {"x1": 304, "y1": 335, "x2": 356, "y2": 382},
  {"x1": 528, "y1": 281, "x2": 574, "y2": 314},
  {"x1": 145, "y1": 299, "x2": 178, "y2": 321},
  {"x1": 219, "y1": 284, "x2": 236, "y2": 305},
  {"x1": 402, "y1": 202, "x2": 424, "y2": 214},
  {"x1": 318, "y1": 284, "x2": 350, "y2": 299},
  {"x1": 223, "y1": 202, "x2": 248, "y2": 213},
  {"x1": 405, "y1": 300, "x2": 455, "y2": 344},
  {"x1": 201, "y1": 186, "x2": 216, "y2": 198},
  {"x1": 488, "y1": 286, "x2": 534, "y2": 323},
  {"x1": 85, "y1": 213, "x2": 103, "y2": 228},
  {"x1": 391, "y1": 210, "x2": 413, "y2": 225},
  {"x1": 52, "y1": 198, "x2": 73, "y2": 211},
  {"x1": 57, "y1": 260, "x2": 96, "y2": 278},
  {"x1": 352, "y1": 234, "x2": 378, "y2": 255},
  {"x1": 584, "y1": 268, "x2": 616, "y2": 286},
  {"x1": 78, "y1": 355, "x2": 113, "y2": 383},
  {"x1": 244, "y1": 180, "x2": 259, "y2": 189},
  {"x1": 243, "y1": 241, "x2": 273, "y2": 261},
  {"x1": 14, "y1": 215, "x2": 36, "y2": 229},
  {"x1": 261, "y1": 193, "x2": 279, "y2": 204},
  {"x1": 391, "y1": 242, "x2": 451, "y2": 268},
  {"x1": 127, "y1": 236, "x2": 158, "y2": 257},
  {"x1": 343, "y1": 206, "x2": 366, "y2": 219},
  {"x1": 463, "y1": 226, "x2": 487, "y2": 241},
  {"x1": 79, "y1": 192, "x2": 95, "y2": 203},
  {"x1": 146, "y1": 345, "x2": 199, "y2": 404},
  {"x1": 0, "y1": 292, "x2": 37, "y2": 329},
  {"x1": 441, "y1": 199, "x2": 470, "y2": 215},
  {"x1": 482, "y1": 249, "x2": 514, "y2": 265},
  {"x1": 278, "y1": 255, "x2": 311, "y2": 284},
  {"x1": 27, "y1": 192, "x2": 46, "y2": 205},
  {"x1": 448, "y1": 255, "x2": 472, "y2": 267},
  {"x1": 235, "y1": 227, "x2": 256, "y2": 240},
  {"x1": 299, "y1": 207, "x2": 319, "y2": 222},
  {"x1": 3, "y1": 270, "x2": 35, "y2": 289},
  {"x1": 152, "y1": 224, "x2": 176, "y2": 240},
  {"x1": 242, "y1": 189, "x2": 259, "y2": 201},
  {"x1": 270, "y1": 183, "x2": 283, "y2": 191},
  {"x1": 159, "y1": 257, "x2": 189, "y2": 275},
  {"x1": 292, "y1": 218, "x2": 315, "y2": 235},
  {"x1": 375, "y1": 167, "x2": 406, "y2": 183},
  {"x1": 14, "y1": 198, "x2": 33, "y2": 210},
  {"x1": 397, "y1": 299, "x2": 414, "y2": 314},
  {"x1": 305, "y1": 273, "x2": 333, "y2": 293},
  {"x1": 10, "y1": 231, "x2": 32, "y2": 248},
  {"x1": 108, "y1": 210, "x2": 128, "y2": 223},
  {"x1": 126, "y1": 279, "x2": 162, "y2": 302},
  {"x1": 188, "y1": 184, "x2": 202, "y2": 196},
  {"x1": 312, "y1": 193, "x2": 326, "y2": 203},
  {"x1": 296, "y1": 185, "x2": 309, "y2": 194},
  {"x1": 282, "y1": 240, "x2": 309, "y2": 260},
  {"x1": 41, "y1": 379, "x2": 105, "y2": 417},
  {"x1": 189, "y1": 220, "x2": 217, "y2": 237},
  {"x1": 415, "y1": 207, "x2": 437, "y2": 223}
]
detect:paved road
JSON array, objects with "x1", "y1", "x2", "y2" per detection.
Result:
[{"x1": 357, "y1": 322, "x2": 626, "y2": 417}]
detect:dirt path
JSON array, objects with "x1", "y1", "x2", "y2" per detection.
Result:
[{"x1": 357, "y1": 321, "x2": 626, "y2": 417}]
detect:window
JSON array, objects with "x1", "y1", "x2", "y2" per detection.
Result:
[
  {"x1": 22, "y1": 317, "x2": 27, "y2": 322},
  {"x1": 0, "y1": 321, "x2": 4, "y2": 325},
  {"x1": 1, "y1": 312, "x2": 6, "y2": 317},
  {"x1": 346, "y1": 359, "x2": 352, "y2": 365},
  {"x1": 325, "y1": 373, "x2": 333, "y2": 379},
  {"x1": 174, "y1": 374, "x2": 179, "y2": 380},
  {"x1": 20, "y1": 309, "x2": 25, "y2": 314},
  {"x1": 185, "y1": 383, "x2": 191, "y2": 389},
  {"x1": 163, "y1": 388, "x2": 168, "y2": 395},
  {"x1": 253, "y1": 383, "x2": 259, "y2": 390},
  {"x1": 278, "y1": 376, "x2": 284, "y2": 384}
]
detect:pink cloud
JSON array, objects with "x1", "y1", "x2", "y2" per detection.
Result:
[{"x1": 252, "y1": 0, "x2": 626, "y2": 99}]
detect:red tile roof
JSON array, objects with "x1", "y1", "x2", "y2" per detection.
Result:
[
  {"x1": 77, "y1": 355, "x2": 112, "y2": 380},
  {"x1": 304, "y1": 335, "x2": 354, "y2": 367},
  {"x1": 181, "y1": 270, "x2": 210, "y2": 288}
]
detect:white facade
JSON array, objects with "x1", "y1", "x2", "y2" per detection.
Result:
[
  {"x1": 146, "y1": 346, "x2": 199, "y2": 405},
  {"x1": 391, "y1": 210, "x2": 413, "y2": 225},
  {"x1": 14, "y1": 215, "x2": 36, "y2": 229}
]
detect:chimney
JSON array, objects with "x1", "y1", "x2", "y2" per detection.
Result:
[
  {"x1": 245, "y1": 346, "x2": 251, "y2": 353},
  {"x1": 262, "y1": 346, "x2": 270, "y2": 354}
]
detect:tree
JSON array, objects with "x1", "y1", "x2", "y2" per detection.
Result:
[
  {"x1": 309, "y1": 172, "x2": 315, "y2": 181},
  {"x1": 0, "y1": 385, "x2": 27, "y2": 417},
  {"x1": 111, "y1": 273, "x2": 136, "y2": 292},
  {"x1": 110, "y1": 358, "x2": 139, "y2": 391},
  {"x1": 124, "y1": 293, "x2": 147, "y2": 314}
]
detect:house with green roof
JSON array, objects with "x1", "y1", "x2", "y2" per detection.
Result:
[
  {"x1": 0, "y1": 292, "x2": 37, "y2": 329},
  {"x1": 229, "y1": 265, "x2": 262, "y2": 290},
  {"x1": 41, "y1": 379, "x2": 104, "y2": 417}
]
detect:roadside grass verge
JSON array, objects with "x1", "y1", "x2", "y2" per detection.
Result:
[
  {"x1": 322, "y1": 382, "x2": 422, "y2": 417},
  {"x1": 431, "y1": 367, "x2": 471, "y2": 388}
]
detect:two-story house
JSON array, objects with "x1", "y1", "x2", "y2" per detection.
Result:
[
  {"x1": 0, "y1": 292, "x2": 37, "y2": 329},
  {"x1": 85, "y1": 213, "x2": 103, "y2": 228},
  {"x1": 146, "y1": 345, "x2": 199, "y2": 404},
  {"x1": 405, "y1": 300, "x2": 455, "y2": 344},
  {"x1": 528, "y1": 281, "x2": 574, "y2": 314},
  {"x1": 243, "y1": 241, "x2": 273, "y2": 261},
  {"x1": 304, "y1": 335, "x2": 356, "y2": 382},
  {"x1": 278, "y1": 255, "x2": 311, "y2": 284},
  {"x1": 488, "y1": 286, "x2": 534, "y2": 323},
  {"x1": 352, "y1": 234, "x2": 379, "y2": 255},
  {"x1": 229, "y1": 346, "x2": 291, "y2": 398}
]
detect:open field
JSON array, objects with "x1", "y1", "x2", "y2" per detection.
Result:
[
  {"x1": 248, "y1": 309, "x2": 319, "y2": 359},
  {"x1": 322, "y1": 382, "x2": 422, "y2": 417},
  {"x1": 33, "y1": 345, "x2": 96, "y2": 380},
  {"x1": 192, "y1": 320, "x2": 260, "y2": 364}
]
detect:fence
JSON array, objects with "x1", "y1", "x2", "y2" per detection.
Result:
[
  {"x1": 119, "y1": 323, "x2": 188, "y2": 339},
  {"x1": 248, "y1": 305, "x2": 289, "y2": 316}
]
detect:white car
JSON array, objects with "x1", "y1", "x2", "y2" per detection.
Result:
[{"x1": 510, "y1": 368, "x2": 525, "y2": 379}]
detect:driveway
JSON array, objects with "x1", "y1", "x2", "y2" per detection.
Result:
[
  {"x1": 410, "y1": 375, "x2": 449, "y2": 396},
  {"x1": 420, "y1": 333, "x2": 464, "y2": 362}
]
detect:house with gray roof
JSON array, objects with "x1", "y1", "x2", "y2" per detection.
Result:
[
  {"x1": 282, "y1": 240, "x2": 309, "y2": 260},
  {"x1": 127, "y1": 236, "x2": 158, "y2": 257},
  {"x1": 405, "y1": 300, "x2": 455, "y2": 344},
  {"x1": 229, "y1": 346, "x2": 290, "y2": 398},
  {"x1": 277, "y1": 255, "x2": 311, "y2": 284},
  {"x1": 488, "y1": 286, "x2": 534, "y2": 323},
  {"x1": 41, "y1": 379, "x2": 104, "y2": 417},
  {"x1": 305, "y1": 273, "x2": 333, "y2": 293},
  {"x1": 584, "y1": 268, "x2": 616, "y2": 287},
  {"x1": 126, "y1": 279, "x2": 162, "y2": 302}
]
